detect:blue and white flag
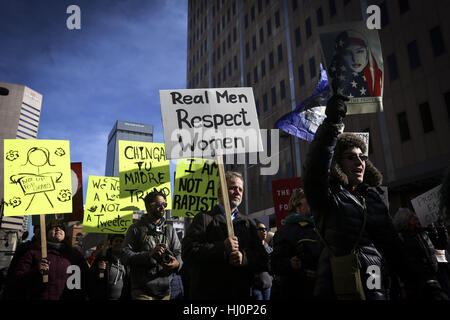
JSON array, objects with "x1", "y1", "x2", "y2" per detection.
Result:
[{"x1": 275, "y1": 64, "x2": 331, "y2": 142}]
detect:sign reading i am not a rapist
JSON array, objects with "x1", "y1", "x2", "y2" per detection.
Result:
[{"x1": 159, "y1": 88, "x2": 264, "y2": 159}]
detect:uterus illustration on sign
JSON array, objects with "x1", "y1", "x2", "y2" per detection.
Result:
[{"x1": 7, "y1": 147, "x2": 70, "y2": 211}]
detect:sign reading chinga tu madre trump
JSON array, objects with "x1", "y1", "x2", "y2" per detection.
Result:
[{"x1": 159, "y1": 88, "x2": 264, "y2": 160}]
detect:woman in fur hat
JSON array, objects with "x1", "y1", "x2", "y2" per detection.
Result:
[{"x1": 303, "y1": 94, "x2": 448, "y2": 300}]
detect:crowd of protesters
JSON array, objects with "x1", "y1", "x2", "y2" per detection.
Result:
[{"x1": 0, "y1": 95, "x2": 449, "y2": 301}]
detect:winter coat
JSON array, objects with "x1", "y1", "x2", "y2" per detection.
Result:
[
  {"x1": 13, "y1": 243, "x2": 89, "y2": 300},
  {"x1": 88, "y1": 248, "x2": 130, "y2": 300},
  {"x1": 122, "y1": 215, "x2": 182, "y2": 298},
  {"x1": 252, "y1": 242, "x2": 273, "y2": 290},
  {"x1": 303, "y1": 119, "x2": 410, "y2": 300},
  {"x1": 271, "y1": 213, "x2": 320, "y2": 299},
  {"x1": 181, "y1": 205, "x2": 269, "y2": 300}
]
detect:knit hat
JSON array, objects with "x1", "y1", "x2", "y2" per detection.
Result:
[
  {"x1": 46, "y1": 219, "x2": 66, "y2": 233},
  {"x1": 330, "y1": 133, "x2": 382, "y2": 187}
]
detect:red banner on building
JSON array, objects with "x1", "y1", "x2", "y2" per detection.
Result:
[{"x1": 271, "y1": 177, "x2": 302, "y2": 228}]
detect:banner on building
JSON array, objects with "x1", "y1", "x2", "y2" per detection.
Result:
[
  {"x1": 82, "y1": 176, "x2": 132, "y2": 234},
  {"x1": 172, "y1": 158, "x2": 219, "y2": 217},
  {"x1": 118, "y1": 140, "x2": 171, "y2": 212},
  {"x1": 318, "y1": 21, "x2": 384, "y2": 114},
  {"x1": 3, "y1": 139, "x2": 72, "y2": 216},
  {"x1": 271, "y1": 177, "x2": 303, "y2": 228}
]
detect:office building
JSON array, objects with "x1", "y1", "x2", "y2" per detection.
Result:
[
  {"x1": 105, "y1": 120, "x2": 154, "y2": 177},
  {"x1": 186, "y1": 0, "x2": 450, "y2": 225},
  {"x1": 0, "y1": 82, "x2": 42, "y2": 267}
]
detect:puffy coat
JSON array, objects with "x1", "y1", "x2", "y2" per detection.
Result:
[
  {"x1": 13, "y1": 243, "x2": 89, "y2": 300},
  {"x1": 303, "y1": 120, "x2": 410, "y2": 299},
  {"x1": 181, "y1": 205, "x2": 268, "y2": 300}
]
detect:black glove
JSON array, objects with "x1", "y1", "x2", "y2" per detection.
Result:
[{"x1": 325, "y1": 94, "x2": 349, "y2": 123}]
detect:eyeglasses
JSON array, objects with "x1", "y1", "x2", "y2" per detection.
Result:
[
  {"x1": 342, "y1": 153, "x2": 368, "y2": 162},
  {"x1": 257, "y1": 227, "x2": 267, "y2": 232},
  {"x1": 152, "y1": 201, "x2": 167, "y2": 208}
]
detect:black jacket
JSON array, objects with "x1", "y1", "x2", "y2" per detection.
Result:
[
  {"x1": 303, "y1": 120, "x2": 410, "y2": 299},
  {"x1": 271, "y1": 213, "x2": 320, "y2": 299},
  {"x1": 181, "y1": 205, "x2": 268, "y2": 300}
]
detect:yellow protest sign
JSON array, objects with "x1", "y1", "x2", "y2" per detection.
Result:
[
  {"x1": 82, "y1": 176, "x2": 132, "y2": 234},
  {"x1": 3, "y1": 139, "x2": 72, "y2": 216},
  {"x1": 118, "y1": 140, "x2": 171, "y2": 212},
  {"x1": 172, "y1": 158, "x2": 219, "y2": 217}
]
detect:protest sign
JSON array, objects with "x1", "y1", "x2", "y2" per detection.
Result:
[
  {"x1": 411, "y1": 185, "x2": 441, "y2": 227},
  {"x1": 82, "y1": 176, "x2": 132, "y2": 234},
  {"x1": 159, "y1": 87, "x2": 263, "y2": 159},
  {"x1": 271, "y1": 177, "x2": 303, "y2": 228},
  {"x1": 118, "y1": 140, "x2": 171, "y2": 212},
  {"x1": 318, "y1": 21, "x2": 384, "y2": 114},
  {"x1": 3, "y1": 139, "x2": 72, "y2": 216},
  {"x1": 172, "y1": 158, "x2": 219, "y2": 217}
]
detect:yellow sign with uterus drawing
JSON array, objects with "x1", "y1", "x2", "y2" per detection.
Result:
[{"x1": 3, "y1": 139, "x2": 72, "y2": 216}]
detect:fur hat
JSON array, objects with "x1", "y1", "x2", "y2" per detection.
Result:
[
  {"x1": 330, "y1": 133, "x2": 382, "y2": 187},
  {"x1": 46, "y1": 219, "x2": 66, "y2": 233}
]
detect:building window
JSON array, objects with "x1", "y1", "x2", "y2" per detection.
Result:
[
  {"x1": 292, "y1": 0, "x2": 298, "y2": 11},
  {"x1": 245, "y1": 14, "x2": 248, "y2": 29},
  {"x1": 251, "y1": 6, "x2": 255, "y2": 21},
  {"x1": 430, "y1": 26, "x2": 446, "y2": 57},
  {"x1": 380, "y1": 1, "x2": 389, "y2": 27},
  {"x1": 252, "y1": 35, "x2": 257, "y2": 52},
  {"x1": 258, "y1": 0, "x2": 263, "y2": 13},
  {"x1": 260, "y1": 27, "x2": 264, "y2": 44},
  {"x1": 263, "y1": 93, "x2": 268, "y2": 111},
  {"x1": 387, "y1": 53, "x2": 399, "y2": 80},
  {"x1": 280, "y1": 80, "x2": 286, "y2": 100},
  {"x1": 309, "y1": 57, "x2": 316, "y2": 78},
  {"x1": 256, "y1": 99, "x2": 260, "y2": 116},
  {"x1": 295, "y1": 27, "x2": 301, "y2": 47},
  {"x1": 271, "y1": 86, "x2": 277, "y2": 106},
  {"x1": 444, "y1": 91, "x2": 450, "y2": 120},
  {"x1": 261, "y1": 59, "x2": 266, "y2": 77},
  {"x1": 275, "y1": 10, "x2": 280, "y2": 28},
  {"x1": 234, "y1": 55, "x2": 238, "y2": 70},
  {"x1": 398, "y1": 0, "x2": 410, "y2": 14},
  {"x1": 397, "y1": 112, "x2": 411, "y2": 142},
  {"x1": 228, "y1": 61, "x2": 232, "y2": 76},
  {"x1": 233, "y1": 27, "x2": 237, "y2": 42},
  {"x1": 298, "y1": 65, "x2": 305, "y2": 86},
  {"x1": 245, "y1": 42, "x2": 250, "y2": 59},
  {"x1": 247, "y1": 73, "x2": 251, "y2": 86},
  {"x1": 329, "y1": 0, "x2": 337, "y2": 16},
  {"x1": 317, "y1": 7, "x2": 324, "y2": 26},
  {"x1": 269, "y1": 51, "x2": 274, "y2": 69},
  {"x1": 407, "y1": 41, "x2": 421, "y2": 69},
  {"x1": 267, "y1": 19, "x2": 272, "y2": 36},
  {"x1": 419, "y1": 102, "x2": 434, "y2": 133},
  {"x1": 254, "y1": 66, "x2": 258, "y2": 84},
  {"x1": 277, "y1": 44, "x2": 283, "y2": 62},
  {"x1": 305, "y1": 17, "x2": 312, "y2": 38}
]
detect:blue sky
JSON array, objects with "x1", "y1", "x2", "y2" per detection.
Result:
[{"x1": 1, "y1": 0, "x2": 188, "y2": 216}]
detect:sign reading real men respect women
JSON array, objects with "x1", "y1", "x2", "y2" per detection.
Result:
[{"x1": 159, "y1": 88, "x2": 264, "y2": 159}]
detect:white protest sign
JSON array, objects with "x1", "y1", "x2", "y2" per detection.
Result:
[
  {"x1": 159, "y1": 88, "x2": 264, "y2": 160},
  {"x1": 411, "y1": 185, "x2": 441, "y2": 227},
  {"x1": 353, "y1": 132, "x2": 369, "y2": 156}
]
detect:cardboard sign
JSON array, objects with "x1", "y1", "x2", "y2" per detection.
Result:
[
  {"x1": 118, "y1": 140, "x2": 171, "y2": 212},
  {"x1": 411, "y1": 185, "x2": 441, "y2": 227},
  {"x1": 319, "y1": 21, "x2": 384, "y2": 114},
  {"x1": 271, "y1": 177, "x2": 303, "y2": 228},
  {"x1": 159, "y1": 87, "x2": 263, "y2": 159},
  {"x1": 172, "y1": 158, "x2": 219, "y2": 217},
  {"x1": 3, "y1": 139, "x2": 72, "y2": 216},
  {"x1": 82, "y1": 176, "x2": 132, "y2": 234}
]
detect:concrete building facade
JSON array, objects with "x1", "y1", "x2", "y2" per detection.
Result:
[{"x1": 186, "y1": 0, "x2": 450, "y2": 226}]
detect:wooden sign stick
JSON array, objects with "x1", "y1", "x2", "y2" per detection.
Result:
[
  {"x1": 98, "y1": 234, "x2": 109, "y2": 279},
  {"x1": 39, "y1": 214, "x2": 48, "y2": 283},
  {"x1": 216, "y1": 155, "x2": 234, "y2": 237}
]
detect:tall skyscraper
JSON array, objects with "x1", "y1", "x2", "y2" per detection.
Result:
[
  {"x1": 0, "y1": 82, "x2": 42, "y2": 267},
  {"x1": 186, "y1": 0, "x2": 450, "y2": 223},
  {"x1": 105, "y1": 120, "x2": 154, "y2": 177}
]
